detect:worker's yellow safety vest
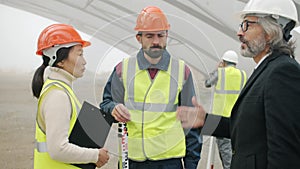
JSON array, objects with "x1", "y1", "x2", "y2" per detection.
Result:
[
  {"x1": 122, "y1": 57, "x2": 186, "y2": 161},
  {"x1": 34, "y1": 79, "x2": 81, "y2": 169},
  {"x1": 212, "y1": 66, "x2": 247, "y2": 117}
]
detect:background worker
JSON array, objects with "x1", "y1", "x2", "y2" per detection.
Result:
[
  {"x1": 205, "y1": 50, "x2": 246, "y2": 169},
  {"x1": 100, "y1": 6, "x2": 202, "y2": 169},
  {"x1": 32, "y1": 24, "x2": 109, "y2": 169},
  {"x1": 177, "y1": 0, "x2": 300, "y2": 168}
]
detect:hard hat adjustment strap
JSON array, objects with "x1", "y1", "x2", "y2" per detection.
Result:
[
  {"x1": 42, "y1": 42, "x2": 80, "y2": 66},
  {"x1": 283, "y1": 20, "x2": 296, "y2": 42}
]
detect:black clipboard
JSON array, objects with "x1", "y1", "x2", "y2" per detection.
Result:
[{"x1": 69, "y1": 101, "x2": 112, "y2": 169}]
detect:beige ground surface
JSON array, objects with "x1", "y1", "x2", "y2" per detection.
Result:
[{"x1": 0, "y1": 71, "x2": 222, "y2": 169}]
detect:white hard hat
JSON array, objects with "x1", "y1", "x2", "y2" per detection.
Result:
[
  {"x1": 237, "y1": 0, "x2": 299, "y2": 26},
  {"x1": 222, "y1": 50, "x2": 238, "y2": 64}
]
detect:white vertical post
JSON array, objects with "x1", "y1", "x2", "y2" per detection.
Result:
[{"x1": 206, "y1": 136, "x2": 216, "y2": 169}]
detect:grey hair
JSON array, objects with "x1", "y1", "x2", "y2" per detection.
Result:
[{"x1": 258, "y1": 16, "x2": 295, "y2": 58}]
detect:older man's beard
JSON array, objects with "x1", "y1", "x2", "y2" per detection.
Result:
[
  {"x1": 240, "y1": 35, "x2": 267, "y2": 58},
  {"x1": 144, "y1": 46, "x2": 166, "y2": 58}
]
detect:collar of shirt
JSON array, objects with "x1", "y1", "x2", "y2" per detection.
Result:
[
  {"x1": 254, "y1": 53, "x2": 270, "y2": 69},
  {"x1": 136, "y1": 48, "x2": 170, "y2": 71},
  {"x1": 48, "y1": 67, "x2": 76, "y2": 86}
]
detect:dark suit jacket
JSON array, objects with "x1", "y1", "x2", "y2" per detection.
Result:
[{"x1": 203, "y1": 51, "x2": 300, "y2": 169}]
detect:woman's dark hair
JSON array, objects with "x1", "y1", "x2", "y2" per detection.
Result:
[{"x1": 31, "y1": 47, "x2": 72, "y2": 98}]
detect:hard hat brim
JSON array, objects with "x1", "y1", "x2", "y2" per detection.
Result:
[
  {"x1": 236, "y1": 10, "x2": 299, "y2": 24},
  {"x1": 36, "y1": 40, "x2": 91, "y2": 56}
]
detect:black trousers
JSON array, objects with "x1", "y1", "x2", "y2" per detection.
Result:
[{"x1": 118, "y1": 158, "x2": 183, "y2": 169}]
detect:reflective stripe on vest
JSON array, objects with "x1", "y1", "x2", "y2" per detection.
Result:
[
  {"x1": 35, "y1": 139, "x2": 47, "y2": 153},
  {"x1": 215, "y1": 68, "x2": 246, "y2": 94},
  {"x1": 122, "y1": 57, "x2": 186, "y2": 161},
  {"x1": 34, "y1": 79, "x2": 80, "y2": 169},
  {"x1": 36, "y1": 80, "x2": 81, "y2": 135},
  {"x1": 124, "y1": 57, "x2": 182, "y2": 112},
  {"x1": 212, "y1": 67, "x2": 247, "y2": 117}
]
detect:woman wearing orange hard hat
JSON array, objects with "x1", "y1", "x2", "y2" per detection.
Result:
[{"x1": 32, "y1": 24, "x2": 109, "y2": 169}]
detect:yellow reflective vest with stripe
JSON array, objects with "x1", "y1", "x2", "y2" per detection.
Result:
[
  {"x1": 122, "y1": 57, "x2": 186, "y2": 161},
  {"x1": 212, "y1": 66, "x2": 247, "y2": 117},
  {"x1": 34, "y1": 79, "x2": 81, "y2": 169}
]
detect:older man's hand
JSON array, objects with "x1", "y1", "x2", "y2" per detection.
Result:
[{"x1": 177, "y1": 96, "x2": 206, "y2": 128}]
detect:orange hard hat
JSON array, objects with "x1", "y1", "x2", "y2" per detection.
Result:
[
  {"x1": 36, "y1": 24, "x2": 91, "y2": 55},
  {"x1": 134, "y1": 6, "x2": 170, "y2": 32}
]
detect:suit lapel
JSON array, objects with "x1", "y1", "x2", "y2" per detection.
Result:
[
  {"x1": 238, "y1": 60, "x2": 267, "y2": 98},
  {"x1": 232, "y1": 53, "x2": 280, "y2": 111},
  {"x1": 239, "y1": 64, "x2": 265, "y2": 97}
]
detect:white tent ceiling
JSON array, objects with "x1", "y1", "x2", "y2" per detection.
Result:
[{"x1": 1, "y1": 0, "x2": 300, "y2": 76}]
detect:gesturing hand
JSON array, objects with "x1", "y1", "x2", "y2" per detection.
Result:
[{"x1": 177, "y1": 96, "x2": 206, "y2": 128}]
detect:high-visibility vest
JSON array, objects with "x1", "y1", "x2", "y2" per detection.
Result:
[
  {"x1": 122, "y1": 57, "x2": 186, "y2": 161},
  {"x1": 212, "y1": 66, "x2": 247, "y2": 117},
  {"x1": 34, "y1": 79, "x2": 81, "y2": 169}
]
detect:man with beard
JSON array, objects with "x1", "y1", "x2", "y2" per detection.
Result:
[
  {"x1": 100, "y1": 6, "x2": 201, "y2": 169},
  {"x1": 177, "y1": 0, "x2": 300, "y2": 169},
  {"x1": 205, "y1": 50, "x2": 247, "y2": 169}
]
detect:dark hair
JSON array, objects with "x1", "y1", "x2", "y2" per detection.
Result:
[
  {"x1": 31, "y1": 47, "x2": 72, "y2": 98},
  {"x1": 224, "y1": 60, "x2": 236, "y2": 66}
]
